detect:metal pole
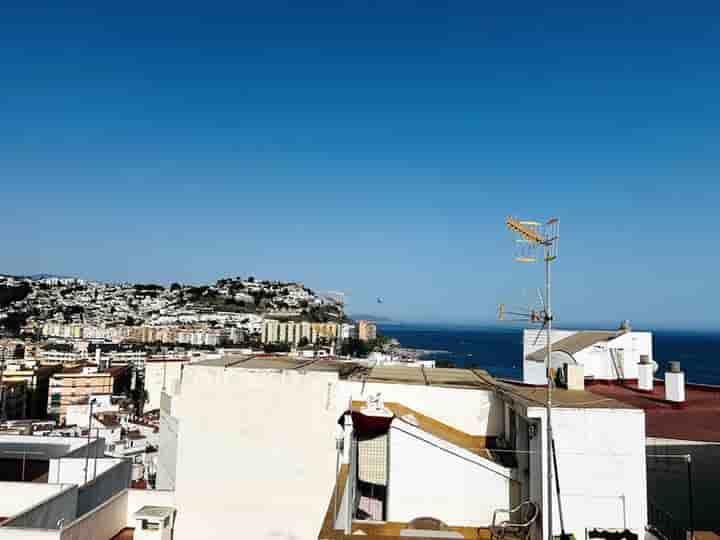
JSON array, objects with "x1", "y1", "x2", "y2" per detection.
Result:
[
  {"x1": 546, "y1": 248, "x2": 554, "y2": 540},
  {"x1": 551, "y1": 438, "x2": 566, "y2": 537},
  {"x1": 84, "y1": 399, "x2": 93, "y2": 484},
  {"x1": 687, "y1": 455, "x2": 694, "y2": 540},
  {"x1": 93, "y1": 427, "x2": 99, "y2": 480},
  {"x1": 21, "y1": 450, "x2": 26, "y2": 482}
]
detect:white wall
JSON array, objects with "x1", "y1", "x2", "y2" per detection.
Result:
[
  {"x1": 337, "y1": 381, "x2": 503, "y2": 436},
  {"x1": 527, "y1": 407, "x2": 647, "y2": 540},
  {"x1": 524, "y1": 330, "x2": 654, "y2": 383},
  {"x1": 524, "y1": 330, "x2": 576, "y2": 357},
  {"x1": 0, "y1": 529, "x2": 59, "y2": 539},
  {"x1": 523, "y1": 360, "x2": 546, "y2": 385},
  {"x1": 48, "y1": 458, "x2": 124, "y2": 486},
  {"x1": 387, "y1": 421, "x2": 512, "y2": 527},
  {"x1": 2, "y1": 485, "x2": 78, "y2": 531},
  {"x1": 172, "y1": 366, "x2": 341, "y2": 540},
  {"x1": 0, "y1": 484, "x2": 71, "y2": 519},
  {"x1": 157, "y1": 409, "x2": 179, "y2": 491},
  {"x1": 145, "y1": 361, "x2": 185, "y2": 412}
]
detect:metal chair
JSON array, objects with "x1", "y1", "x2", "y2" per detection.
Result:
[{"x1": 490, "y1": 501, "x2": 539, "y2": 540}]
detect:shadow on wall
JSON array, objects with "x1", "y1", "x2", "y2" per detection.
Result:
[{"x1": 646, "y1": 443, "x2": 720, "y2": 532}]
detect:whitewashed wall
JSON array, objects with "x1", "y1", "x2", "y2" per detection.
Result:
[
  {"x1": 0, "y1": 484, "x2": 69, "y2": 519},
  {"x1": 524, "y1": 331, "x2": 653, "y2": 383},
  {"x1": 387, "y1": 420, "x2": 513, "y2": 527},
  {"x1": 172, "y1": 366, "x2": 340, "y2": 540},
  {"x1": 337, "y1": 381, "x2": 504, "y2": 436},
  {"x1": 527, "y1": 407, "x2": 647, "y2": 540},
  {"x1": 145, "y1": 361, "x2": 185, "y2": 412},
  {"x1": 156, "y1": 409, "x2": 179, "y2": 491},
  {"x1": 0, "y1": 529, "x2": 59, "y2": 539},
  {"x1": 48, "y1": 458, "x2": 123, "y2": 486},
  {"x1": 2, "y1": 485, "x2": 78, "y2": 531}
]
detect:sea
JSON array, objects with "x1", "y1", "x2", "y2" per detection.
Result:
[{"x1": 379, "y1": 323, "x2": 720, "y2": 385}]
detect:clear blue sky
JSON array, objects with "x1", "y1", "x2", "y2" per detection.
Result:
[{"x1": 2, "y1": 2, "x2": 720, "y2": 329}]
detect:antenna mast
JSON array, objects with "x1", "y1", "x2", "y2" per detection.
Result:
[{"x1": 505, "y1": 216, "x2": 560, "y2": 540}]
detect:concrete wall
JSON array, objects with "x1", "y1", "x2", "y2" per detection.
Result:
[
  {"x1": 156, "y1": 409, "x2": 179, "y2": 490},
  {"x1": 76, "y1": 459, "x2": 131, "y2": 516},
  {"x1": 0, "y1": 483, "x2": 70, "y2": 519},
  {"x1": 59, "y1": 490, "x2": 128, "y2": 540},
  {"x1": 527, "y1": 407, "x2": 647, "y2": 540},
  {"x1": 2, "y1": 485, "x2": 78, "y2": 530},
  {"x1": 337, "y1": 381, "x2": 503, "y2": 436},
  {"x1": 48, "y1": 457, "x2": 123, "y2": 486},
  {"x1": 387, "y1": 421, "x2": 512, "y2": 527},
  {"x1": 0, "y1": 529, "x2": 59, "y2": 539},
  {"x1": 173, "y1": 365, "x2": 340, "y2": 540},
  {"x1": 63, "y1": 438, "x2": 104, "y2": 460}
]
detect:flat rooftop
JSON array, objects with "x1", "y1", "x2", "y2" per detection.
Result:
[
  {"x1": 193, "y1": 355, "x2": 496, "y2": 389},
  {"x1": 190, "y1": 355, "x2": 633, "y2": 409},
  {"x1": 498, "y1": 381, "x2": 634, "y2": 410},
  {"x1": 589, "y1": 381, "x2": 720, "y2": 442}
]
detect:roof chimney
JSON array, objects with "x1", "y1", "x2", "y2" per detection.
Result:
[
  {"x1": 665, "y1": 361, "x2": 685, "y2": 402},
  {"x1": 638, "y1": 354, "x2": 653, "y2": 392}
]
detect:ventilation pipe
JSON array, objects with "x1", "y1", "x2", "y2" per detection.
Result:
[
  {"x1": 665, "y1": 361, "x2": 686, "y2": 402},
  {"x1": 638, "y1": 355, "x2": 654, "y2": 392}
]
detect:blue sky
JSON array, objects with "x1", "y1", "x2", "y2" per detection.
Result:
[{"x1": 2, "y1": 2, "x2": 720, "y2": 329}]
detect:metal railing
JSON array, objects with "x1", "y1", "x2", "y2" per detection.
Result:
[{"x1": 648, "y1": 501, "x2": 687, "y2": 540}]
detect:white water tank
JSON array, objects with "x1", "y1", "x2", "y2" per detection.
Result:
[
  {"x1": 638, "y1": 355, "x2": 654, "y2": 391},
  {"x1": 665, "y1": 361, "x2": 685, "y2": 402}
]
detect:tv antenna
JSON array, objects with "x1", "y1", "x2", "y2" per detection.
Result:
[{"x1": 503, "y1": 216, "x2": 563, "y2": 540}]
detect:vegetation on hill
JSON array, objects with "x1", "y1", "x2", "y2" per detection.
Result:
[{"x1": 0, "y1": 284, "x2": 31, "y2": 308}]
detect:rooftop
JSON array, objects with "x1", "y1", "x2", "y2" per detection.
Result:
[
  {"x1": 192, "y1": 355, "x2": 496, "y2": 389},
  {"x1": 498, "y1": 380, "x2": 634, "y2": 410},
  {"x1": 588, "y1": 381, "x2": 720, "y2": 442},
  {"x1": 525, "y1": 330, "x2": 621, "y2": 362}
]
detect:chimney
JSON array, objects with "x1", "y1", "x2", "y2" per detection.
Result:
[
  {"x1": 665, "y1": 361, "x2": 685, "y2": 402},
  {"x1": 638, "y1": 354, "x2": 654, "y2": 392}
]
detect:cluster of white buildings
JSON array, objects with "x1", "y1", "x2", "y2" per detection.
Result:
[{"x1": 0, "y1": 323, "x2": 715, "y2": 540}]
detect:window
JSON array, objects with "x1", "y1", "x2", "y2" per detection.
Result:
[{"x1": 141, "y1": 520, "x2": 160, "y2": 531}]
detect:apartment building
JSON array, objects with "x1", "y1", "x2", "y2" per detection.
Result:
[
  {"x1": 262, "y1": 320, "x2": 341, "y2": 345},
  {"x1": 357, "y1": 320, "x2": 377, "y2": 341},
  {"x1": 47, "y1": 366, "x2": 130, "y2": 422}
]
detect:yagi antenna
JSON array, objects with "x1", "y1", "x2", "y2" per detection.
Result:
[{"x1": 501, "y1": 215, "x2": 561, "y2": 540}]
